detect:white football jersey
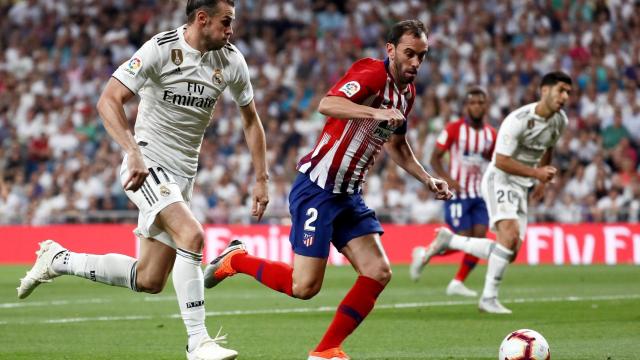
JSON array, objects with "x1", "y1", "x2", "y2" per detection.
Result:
[
  {"x1": 490, "y1": 102, "x2": 568, "y2": 187},
  {"x1": 112, "y1": 25, "x2": 253, "y2": 177}
]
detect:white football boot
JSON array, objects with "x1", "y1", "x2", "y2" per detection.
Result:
[
  {"x1": 409, "y1": 246, "x2": 427, "y2": 282},
  {"x1": 186, "y1": 331, "x2": 238, "y2": 360},
  {"x1": 421, "y1": 227, "x2": 453, "y2": 264},
  {"x1": 478, "y1": 297, "x2": 512, "y2": 314},
  {"x1": 17, "y1": 240, "x2": 66, "y2": 299},
  {"x1": 446, "y1": 279, "x2": 478, "y2": 297}
]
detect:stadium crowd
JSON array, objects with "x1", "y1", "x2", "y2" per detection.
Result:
[{"x1": 0, "y1": 0, "x2": 639, "y2": 225}]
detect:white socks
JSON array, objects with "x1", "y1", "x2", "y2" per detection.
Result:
[
  {"x1": 51, "y1": 247, "x2": 210, "y2": 351},
  {"x1": 173, "y1": 248, "x2": 209, "y2": 352},
  {"x1": 51, "y1": 251, "x2": 138, "y2": 290},
  {"x1": 482, "y1": 244, "x2": 513, "y2": 299},
  {"x1": 448, "y1": 234, "x2": 495, "y2": 259}
]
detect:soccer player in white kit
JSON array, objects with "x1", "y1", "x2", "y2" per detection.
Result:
[
  {"x1": 17, "y1": 1, "x2": 268, "y2": 359},
  {"x1": 418, "y1": 72, "x2": 572, "y2": 314}
]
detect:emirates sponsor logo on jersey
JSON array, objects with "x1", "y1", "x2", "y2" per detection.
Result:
[
  {"x1": 163, "y1": 82, "x2": 216, "y2": 109},
  {"x1": 339, "y1": 81, "x2": 361, "y2": 98}
]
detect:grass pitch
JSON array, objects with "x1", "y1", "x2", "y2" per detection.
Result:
[{"x1": 1, "y1": 264, "x2": 638, "y2": 359}]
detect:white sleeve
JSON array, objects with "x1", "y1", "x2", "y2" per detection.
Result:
[
  {"x1": 112, "y1": 39, "x2": 161, "y2": 93},
  {"x1": 558, "y1": 111, "x2": 569, "y2": 138},
  {"x1": 494, "y1": 113, "x2": 525, "y2": 156},
  {"x1": 227, "y1": 52, "x2": 254, "y2": 107}
]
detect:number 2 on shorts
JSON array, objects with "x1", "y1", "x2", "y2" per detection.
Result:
[{"x1": 304, "y1": 208, "x2": 318, "y2": 231}]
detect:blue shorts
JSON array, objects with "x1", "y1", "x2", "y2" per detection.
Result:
[
  {"x1": 289, "y1": 174, "x2": 384, "y2": 258},
  {"x1": 444, "y1": 197, "x2": 489, "y2": 233}
]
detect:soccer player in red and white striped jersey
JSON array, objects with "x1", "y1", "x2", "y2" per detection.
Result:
[
  {"x1": 410, "y1": 88, "x2": 496, "y2": 297},
  {"x1": 204, "y1": 20, "x2": 452, "y2": 359},
  {"x1": 296, "y1": 55, "x2": 418, "y2": 194}
]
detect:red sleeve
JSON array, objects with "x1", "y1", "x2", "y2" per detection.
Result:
[
  {"x1": 435, "y1": 120, "x2": 460, "y2": 151},
  {"x1": 327, "y1": 58, "x2": 387, "y2": 104}
]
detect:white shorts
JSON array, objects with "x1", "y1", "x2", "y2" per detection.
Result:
[
  {"x1": 481, "y1": 169, "x2": 528, "y2": 240},
  {"x1": 120, "y1": 154, "x2": 195, "y2": 249}
]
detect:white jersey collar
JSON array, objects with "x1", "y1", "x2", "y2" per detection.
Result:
[{"x1": 178, "y1": 24, "x2": 206, "y2": 55}]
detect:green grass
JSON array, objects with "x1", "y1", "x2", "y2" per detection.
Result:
[{"x1": 1, "y1": 264, "x2": 639, "y2": 359}]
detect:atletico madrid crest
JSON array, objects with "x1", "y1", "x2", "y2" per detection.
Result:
[{"x1": 303, "y1": 233, "x2": 314, "y2": 247}]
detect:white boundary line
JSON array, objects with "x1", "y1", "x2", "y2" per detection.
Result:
[{"x1": 1, "y1": 293, "x2": 638, "y2": 325}]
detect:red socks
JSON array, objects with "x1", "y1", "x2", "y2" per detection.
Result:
[
  {"x1": 230, "y1": 255, "x2": 387, "y2": 351},
  {"x1": 230, "y1": 253, "x2": 293, "y2": 296},
  {"x1": 454, "y1": 253, "x2": 479, "y2": 282},
  {"x1": 314, "y1": 276, "x2": 385, "y2": 352}
]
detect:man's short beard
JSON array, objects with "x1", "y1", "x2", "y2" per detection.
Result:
[{"x1": 469, "y1": 115, "x2": 483, "y2": 123}]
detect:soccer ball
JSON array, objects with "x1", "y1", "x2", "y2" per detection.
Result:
[{"x1": 499, "y1": 329, "x2": 550, "y2": 360}]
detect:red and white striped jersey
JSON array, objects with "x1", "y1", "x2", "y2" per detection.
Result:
[
  {"x1": 436, "y1": 118, "x2": 496, "y2": 199},
  {"x1": 297, "y1": 58, "x2": 416, "y2": 194}
]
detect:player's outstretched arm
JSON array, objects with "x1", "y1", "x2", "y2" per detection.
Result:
[
  {"x1": 97, "y1": 78, "x2": 148, "y2": 191},
  {"x1": 384, "y1": 135, "x2": 452, "y2": 200},
  {"x1": 239, "y1": 99, "x2": 269, "y2": 221}
]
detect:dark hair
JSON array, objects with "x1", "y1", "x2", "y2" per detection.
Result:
[
  {"x1": 465, "y1": 86, "x2": 487, "y2": 100},
  {"x1": 186, "y1": 0, "x2": 234, "y2": 23},
  {"x1": 387, "y1": 20, "x2": 427, "y2": 46},
  {"x1": 540, "y1": 71, "x2": 572, "y2": 88}
]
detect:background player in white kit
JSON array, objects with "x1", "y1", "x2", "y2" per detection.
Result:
[
  {"x1": 418, "y1": 71, "x2": 572, "y2": 314},
  {"x1": 17, "y1": 1, "x2": 269, "y2": 359},
  {"x1": 411, "y1": 87, "x2": 496, "y2": 297}
]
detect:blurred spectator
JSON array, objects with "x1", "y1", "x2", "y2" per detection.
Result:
[
  {"x1": 601, "y1": 111, "x2": 632, "y2": 149},
  {"x1": 1, "y1": 0, "x2": 639, "y2": 225},
  {"x1": 564, "y1": 165, "x2": 592, "y2": 203},
  {"x1": 597, "y1": 187, "x2": 627, "y2": 222},
  {"x1": 409, "y1": 188, "x2": 443, "y2": 224}
]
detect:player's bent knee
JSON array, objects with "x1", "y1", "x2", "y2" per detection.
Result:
[
  {"x1": 361, "y1": 265, "x2": 392, "y2": 286},
  {"x1": 292, "y1": 282, "x2": 321, "y2": 300},
  {"x1": 135, "y1": 275, "x2": 167, "y2": 294},
  {"x1": 176, "y1": 227, "x2": 205, "y2": 252},
  {"x1": 507, "y1": 231, "x2": 520, "y2": 251},
  {"x1": 292, "y1": 286, "x2": 320, "y2": 300}
]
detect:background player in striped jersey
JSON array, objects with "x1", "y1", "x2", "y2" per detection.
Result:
[
  {"x1": 416, "y1": 72, "x2": 572, "y2": 314},
  {"x1": 203, "y1": 20, "x2": 452, "y2": 360},
  {"x1": 17, "y1": 1, "x2": 269, "y2": 359},
  {"x1": 410, "y1": 87, "x2": 496, "y2": 297}
]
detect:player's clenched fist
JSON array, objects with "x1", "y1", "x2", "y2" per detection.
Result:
[
  {"x1": 251, "y1": 180, "x2": 269, "y2": 221},
  {"x1": 534, "y1": 165, "x2": 557, "y2": 183},
  {"x1": 374, "y1": 108, "x2": 405, "y2": 128},
  {"x1": 123, "y1": 152, "x2": 149, "y2": 191},
  {"x1": 427, "y1": 176, "x2": 453, "y2": 200}
]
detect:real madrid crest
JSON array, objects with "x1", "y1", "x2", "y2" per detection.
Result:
[
  {"x1": 171, "y1": 49, "x2": 183, "y2": 66},
  {"x1": 213, "y1": 68, "x2": 223, "y2": 85},
  {"x1": 527, "y1": 119, "x2": 535, "y2": 129},
  {"x1": 159, "y1": 185, "x2": 171, "y2": 197}
]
